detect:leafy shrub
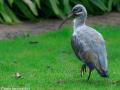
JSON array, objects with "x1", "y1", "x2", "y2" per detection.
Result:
[{"x1": 0, "y1": 0, "x2": 120, "y2": 24}]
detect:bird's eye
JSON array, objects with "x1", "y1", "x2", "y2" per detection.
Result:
[
  {"x1": 78, "y1": 8, "x2": 82, "y2": 12},
  {"x1": 73, "y1": 7, "x2": 82, "y2": 13}
]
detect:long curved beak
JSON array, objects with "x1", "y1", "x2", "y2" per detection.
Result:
[{"x1": 58, "y1": 12, "x2": 73, "y2": 29}]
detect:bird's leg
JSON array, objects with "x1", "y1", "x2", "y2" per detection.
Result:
[
  {"x1": 80, "y1": 64, "x2": 86, "y2": 77},
  {"x1": 87, "y1": 69, "x2": 92, "y2": 80}
]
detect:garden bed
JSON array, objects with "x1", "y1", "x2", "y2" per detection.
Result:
[{"x1": 0, "y1": 12, "x2": 119, "y2": 39}]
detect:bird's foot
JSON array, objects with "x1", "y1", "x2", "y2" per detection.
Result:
[{"x1": 80, "y1": 64, "x2": 86, "y2": 77}]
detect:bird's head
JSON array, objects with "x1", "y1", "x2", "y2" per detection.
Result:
[
  {"x1": 58, "y1": 4, "x2": 87, "y2": 28},
  {"x1": 72, "y1": 4, "x2": 87, "y2": 18}
]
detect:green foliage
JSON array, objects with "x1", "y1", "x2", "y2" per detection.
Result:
[
  {"x1": 14, "y1": 0, "x2": 37, "y2": 21},
  {"x1": 90, "y1": 0, "x2": 108, "y2": 11},
  {"x1": 113, "y1": 0, "x2": 120, "y2": 12},
  {"x1": 49, "y1": 0, "x2": 64, "y2": 18},
  {"x1": 0, "y1": 0, "x2": 120, "y2": 24},
  {"x1": 0, "y1": 25, "x2": 120, "y2": 90}
]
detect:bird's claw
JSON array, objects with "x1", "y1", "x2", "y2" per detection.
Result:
[{"x1": 80, "y1": 64, "x2": 86, "y2": 77}]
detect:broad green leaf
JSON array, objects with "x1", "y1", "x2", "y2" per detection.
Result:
[
  {"x1": 113, "y1": 0, "x2": 120, "y2": 12},
  {"x1": 0, "y1": 0, "x2": 4, "y2": 4},
  {"x1": 4, "y1": 3, "x2": 20, "y2": 23},
  {"x1": 7, "y1": 0, "x2": 14, "y2": 6},
  {"x1": 63, "y1": 0, "x2": 71, "y2": 14},
  {"x1": 70, "y1": 0, "x2": 81, "y2": 4},
  {"x1": 34, "y1": 0, "x2": 41, "y2": 9},
  {"x1": 0, "y1": 0, "x2": 12, "y2": 24},
  {"x1": 90, "y1": 0, "x2": 107, "y2": 11},
  {"x1": 23, "y1": 0, "x2": 38, "y2": 16},
  {"x1": 14, "y1": 0, "x2": 36, "y2": 21},
  {"x1": 49, "y1": 0, "x2": 64, "y2": 18},
  {"x1": 107, "y1": 0, "x2": 113, "y2": 12},
  {"x1": 81, "y1": 0, "x2": 95, "y2": 14}
]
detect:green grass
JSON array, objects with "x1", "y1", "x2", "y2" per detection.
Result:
[{"x1": 0, "y1": 25, "x2": 120, "y2": 90}]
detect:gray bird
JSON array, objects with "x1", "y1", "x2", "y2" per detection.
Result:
[{"x1": 59, "y1": 4, "x2": 108, "y2": 80}]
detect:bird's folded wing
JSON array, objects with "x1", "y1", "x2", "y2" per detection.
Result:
[
  {"x1": 90, "y1": 38, "x2": 107, "y2": 71},
  {"x1": 71, "y1": 35, "x2": 97, "y2": 63}
]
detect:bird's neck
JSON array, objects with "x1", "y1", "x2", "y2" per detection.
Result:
[
  {"x1": 73, "y1": 15, "x2": 87, "y2": 36},
  {"x1": 73, "y1": 16, "x2": 86, "y2": 30}
]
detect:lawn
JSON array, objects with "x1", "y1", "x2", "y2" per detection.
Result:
[{"x1": 0, "y1": 25, "x2": 120, "y2": 90}]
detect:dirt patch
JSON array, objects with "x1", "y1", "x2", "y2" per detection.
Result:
[
  {"x1": 0, "y1": 12, "x2": 119, "y2": 39},
  {"x1": 87, "y1": 12, "x2": 120, "y2": 25}
]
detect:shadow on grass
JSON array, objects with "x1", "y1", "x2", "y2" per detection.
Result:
[
  {"x1": 84, "y1": 79, "x2": 120, "y2": 86},
  {"x1": 55, "y1": 78, "x2": 120, "y2": 87}
]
